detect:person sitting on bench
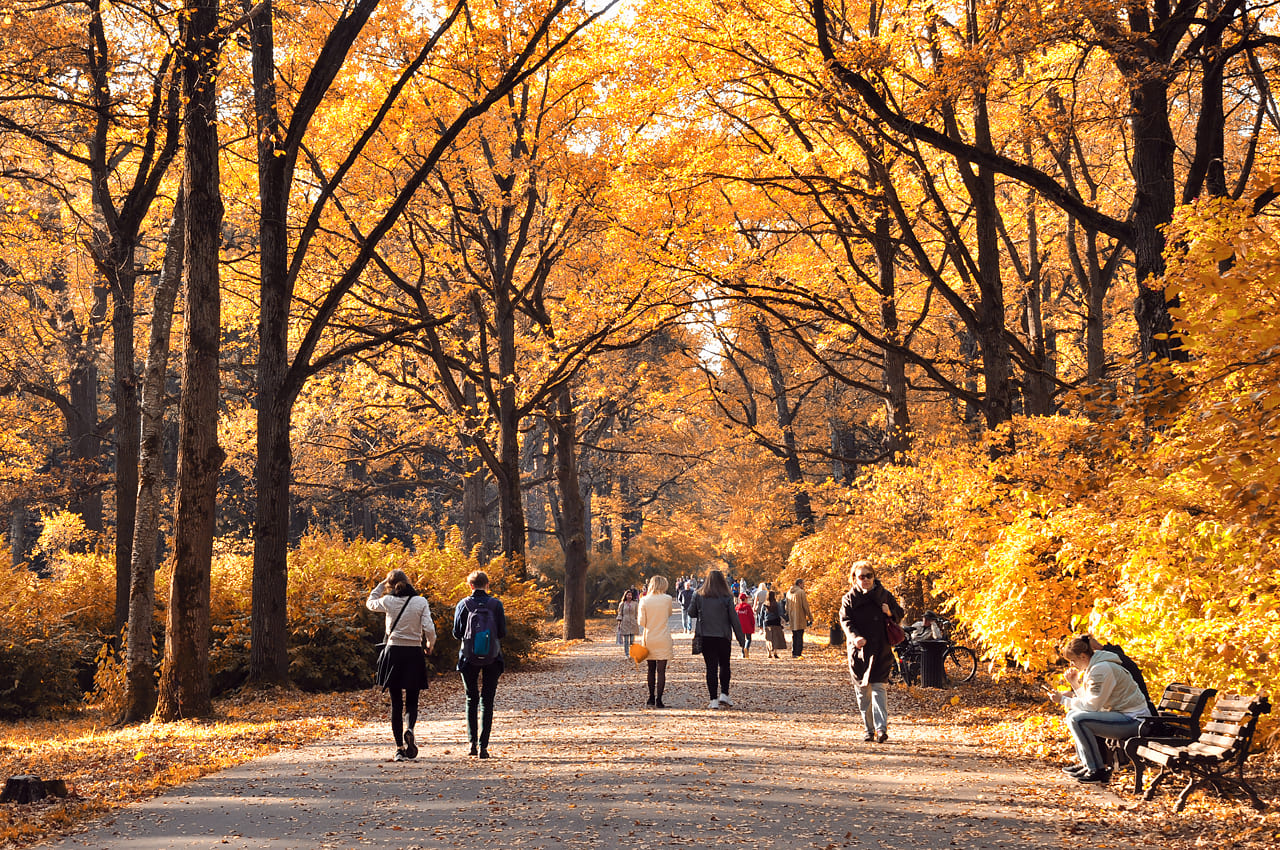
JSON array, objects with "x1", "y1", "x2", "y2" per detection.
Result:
[{"x1": 1047, "y1": 635, "x2": 1152, "y2": 783}]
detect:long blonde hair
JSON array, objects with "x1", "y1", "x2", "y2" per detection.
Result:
[{"x1": 646, "y1": 575, "x2": 669, "y2": 595}]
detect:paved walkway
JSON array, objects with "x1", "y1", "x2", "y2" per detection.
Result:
[{"x1": 37, "y1": 622, "x2": 1132, "y2": 850}]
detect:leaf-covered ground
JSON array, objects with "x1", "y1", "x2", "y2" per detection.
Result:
[{"x1": 2, "y1": 622, "x2": 1276, "y2": 849}]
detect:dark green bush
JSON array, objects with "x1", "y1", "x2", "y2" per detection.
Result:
[{"x1": 0, "y1": 624, "x2": 90, "y2": 718}]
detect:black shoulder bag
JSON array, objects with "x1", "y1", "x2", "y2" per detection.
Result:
[{"x1": 375, "y1": 594, "x2": 414, "y2": 689}]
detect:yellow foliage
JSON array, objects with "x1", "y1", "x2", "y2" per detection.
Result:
[{"x1": 787, "y1": 195, "x2": 1280, "y2": 701}]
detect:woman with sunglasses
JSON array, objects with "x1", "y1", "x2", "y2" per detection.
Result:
[{"x1": 840, "y1": 560, "x2": 905, "y2": 742}]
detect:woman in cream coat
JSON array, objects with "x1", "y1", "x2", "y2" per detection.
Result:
[{"x1": 637, "y1": 576, "x2": 675, "y2": 708}]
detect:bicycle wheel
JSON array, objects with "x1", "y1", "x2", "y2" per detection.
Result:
[
  {"x1": 943, "y1": 645, "x2": 978, "y2": 683},
  {"x1": 888, "y1": 648, "x2": 908, "y2": 684}
]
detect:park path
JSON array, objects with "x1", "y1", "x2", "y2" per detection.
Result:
[{"x1": 37, "y1": 617, "x2": 1136, "y2": 850}]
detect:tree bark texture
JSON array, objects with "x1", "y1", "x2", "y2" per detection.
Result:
[
  {"x1": 247, "y1": 0, "x2": 298, "y2": 687},
  {"x1": 111, "y1": 253, "x2": 140, "y2": 637},
  {"x1": 156, "y1": 0, "x2": 222, "y2": 721},
  {"x1": 122, "y1": 186, "x2": 184, "y2": 724},
  {"x1": 550, "y1": 385, "x2": 588, "y2": 640},
  {"x1": 872, "y1": 204, "x2": 911, "y2": 459},
  {"x1": 752, "y1": 316, "x2": 815, "y2": 534}
]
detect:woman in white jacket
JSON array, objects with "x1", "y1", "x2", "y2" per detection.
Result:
[
  {"x1": 637, "y1": 576, "x2": 675, "y2": 708},
  {"x1": 1048, "y1": 635, "x2": 1151, "y2": 783},
  {"x1": 367, "y1": 569, "x2": 436, "y2": 761}
]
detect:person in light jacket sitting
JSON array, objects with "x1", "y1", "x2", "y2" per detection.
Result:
[{"x1": 1048, "y1": 635, "x2": 1152, "y2": 783}]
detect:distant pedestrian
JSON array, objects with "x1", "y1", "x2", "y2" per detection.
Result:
[
  {"x1": 688, "y1": 567, "x2": 746, "y2": 709},
  {"x1": 678, "y1": 580, "x2": 696, "y2": 634},
  {"x1": 616, "y1": 589, "x2": 640, "y2": 656},
  {"x1": 367, "y1": 569, "x2": 436, "y2": 762},
  {"x1": 785, "y1": 579, "x2": 812, "y2": 657},
  {"x1": 637, "y1": 576, "x2": 675, "y2": 708},
  {"x1": 453, "y1": 570, "x2": 507, "y2": 758},
  {"x1": 840, "y1": 561, "x2": 905, "y2": 743},
  {"x1": 762, "y1": 591, "x2": 786, "y2": 658},
  {"x1": 735, "y1": 593, "x2": 756, "y2": 658},
  {"x1": 753, "y1": 581, "x2": 770, "y2": 628}
]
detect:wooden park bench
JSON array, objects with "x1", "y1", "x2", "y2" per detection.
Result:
[
  {"x1": 1132, "y1": 693, "x2": 1271, "y2": 811},
  {"x1": 1116, "y1": 682, "x2": 1217, "y2": 791}
]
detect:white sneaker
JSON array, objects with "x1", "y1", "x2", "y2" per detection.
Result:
[
  {"x1": 707, "y1": 699, "x2": 722, "y2": 709},
  {"x1": 718, "y1": 693, "x2": 733, "y2": 707}
]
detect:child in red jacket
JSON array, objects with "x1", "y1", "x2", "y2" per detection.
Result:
[{"x1": 735, "y1": 593, "x2": 757, "y2": 658}]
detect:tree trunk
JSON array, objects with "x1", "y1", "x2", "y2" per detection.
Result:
[
  {"x1": 962, "y1": 15, "x2": 1012, "y2": 430},
  {"x1": 1080, "y1": 227, "x2": 1109, "y2": 385},
  {"x1": 593, "y1": 467, "x2": 612, "y2": 554},
  {"x1": 155, "y1": 0, "x2": 222, "y2": 721},
  {"x1": 1129, "y1": 73, "x2": 1178, "y2": 363},
  {"x1": 248, "y1": 0, "x2": 293, "y2": 686},
  {"x1": 250, "y1": 399, "x2": 292, "y2": 685},
  {"x1": 122, "y1": 186, "x2": 184, "y2": 724},
  {"x1": 495, "y1": 297, "x2": 527, "y2": 572},
  {"x1": 872, "y1": 204, "x2": 911, "y2": 458},
  {"x1": 461, "y1": 382, "x2": 488, "y2": 557},
  {"x1": 1021, "y1": 192, "x2": 1054, "y2": 416},
  {"x1": 67, "y1": 361, "x2": 103, "y2": 535},
  {"x1": 9, "y1": 504, "x2": 27, "y2": 566},
  {"x1": 550, "y1": 386, "x2": 588, "y2": 640},
  {"x1": 752, "y1": 316, "x2": 815, "y2": 534},
  {"x1": 112, "y1": 254, "x2": 141, "y2": 637}
]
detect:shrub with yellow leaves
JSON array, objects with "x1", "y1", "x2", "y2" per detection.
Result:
[
  {"x1": 5, "y1": 528, "x2": 548, "y2": 717},
  {"x1": 786, "y1": 193, "x2": 1280, "y2": 713}
]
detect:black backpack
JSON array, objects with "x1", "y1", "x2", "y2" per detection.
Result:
[{"x1": 461, "y1": 597, "x2": 499, "y2": 666}]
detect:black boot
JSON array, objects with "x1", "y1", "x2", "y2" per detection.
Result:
[
  {"x1": 467, "y1": 699, "x2": 479, "y2": 756},
  {"x1": 479, "y1": 701, "x2": 494, "y2": 758}
]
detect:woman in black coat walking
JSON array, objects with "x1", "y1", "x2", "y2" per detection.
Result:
[{"x1": 839, "y1": 560, "x2": 905, "y2": 742}]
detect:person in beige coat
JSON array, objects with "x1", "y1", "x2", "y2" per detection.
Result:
[
  {"x1": 785, "y1": 579, "x2": 812, "y2": 657},
  {"x1": 637, "y1": 576, "x2": 675, "y2": 708}
]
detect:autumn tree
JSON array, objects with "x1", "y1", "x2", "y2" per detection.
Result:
[
  {"x1": 372, "y1": 14, "x2": 673, "y2": 635},
  {"x1": 810, "y1": 0, "x2": 1278, "y2": 364},
  {"x1": 155, "y1": 0, "x2": 224, "y2": 721},
  {"x1": 0, "y1": 0, "x2": 182, "y2": 629},
  {"x1": 240, "y1": 0, "x2": 619, "y2": 683}
]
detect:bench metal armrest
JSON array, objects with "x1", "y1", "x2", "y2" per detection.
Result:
[{"x1": 1138, "y1": 715, "x2": 1195, "y2": 738}]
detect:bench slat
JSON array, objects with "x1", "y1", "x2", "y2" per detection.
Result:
[
  {"x1": 1158, "y1": 694, "x2": 1205, "y2": 711},
  {"x1": 1135, "y1": 746, "x2": 1173, "y2": 766},
  {"x1": 1184, "y1": 742, "x2": 1232, "y2": 758},
  {"x1": 1212, "y1": 695, "x2": 1260, "y2": 710},
  {"x1": 1193, "y1": 732, "x2": 1242, "y2": 750},
  {"x1": 1201, "y1": 721, "x2": 1244, "y2": 736}
]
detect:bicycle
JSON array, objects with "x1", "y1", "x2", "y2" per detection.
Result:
[{"x1": 890, "y1": 617, "x2": 978, "y2": 685}]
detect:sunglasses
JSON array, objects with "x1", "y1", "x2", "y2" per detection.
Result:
[{"x1": 856, "y1": 573, "x2": 875, "y2": 580}]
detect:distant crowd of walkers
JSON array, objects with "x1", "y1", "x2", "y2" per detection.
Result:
[
  {"x1": 369, "y1": 559, "x2": 1157, "y2": 790},
  {"x1": 365, "y1": 557, "x2": 917, "y2": 760}
]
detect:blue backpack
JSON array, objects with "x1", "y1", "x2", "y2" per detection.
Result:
[{"x1": 462, "y1": 597, "x2": 499, "y2": 666}]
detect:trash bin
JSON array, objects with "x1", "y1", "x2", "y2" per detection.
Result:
[{"x1": 918, "y1": 639, "x2": 948, "y2": 688}]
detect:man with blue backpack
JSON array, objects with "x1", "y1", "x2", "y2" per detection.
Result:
[{"x1": 453, "y1": 570, "x2": 507, "y2": 758}]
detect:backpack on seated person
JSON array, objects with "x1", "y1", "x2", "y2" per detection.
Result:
[{"x1": 462, "y1": 597, "x2": 499, "y2": 666}]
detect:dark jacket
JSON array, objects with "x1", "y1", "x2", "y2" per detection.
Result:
[
  {"x1": 1103, "y1": 642, "x2": 1156, "y2": 715},
  {"x1": 453, "y1": 589, "x2": 507, "y2": 671},
  {"x1": 689, "y1": 593, "x2": 746, "y2": 644},
  {"x1": 840, "y1": 581, "x2": 905, "y2": 685}
]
